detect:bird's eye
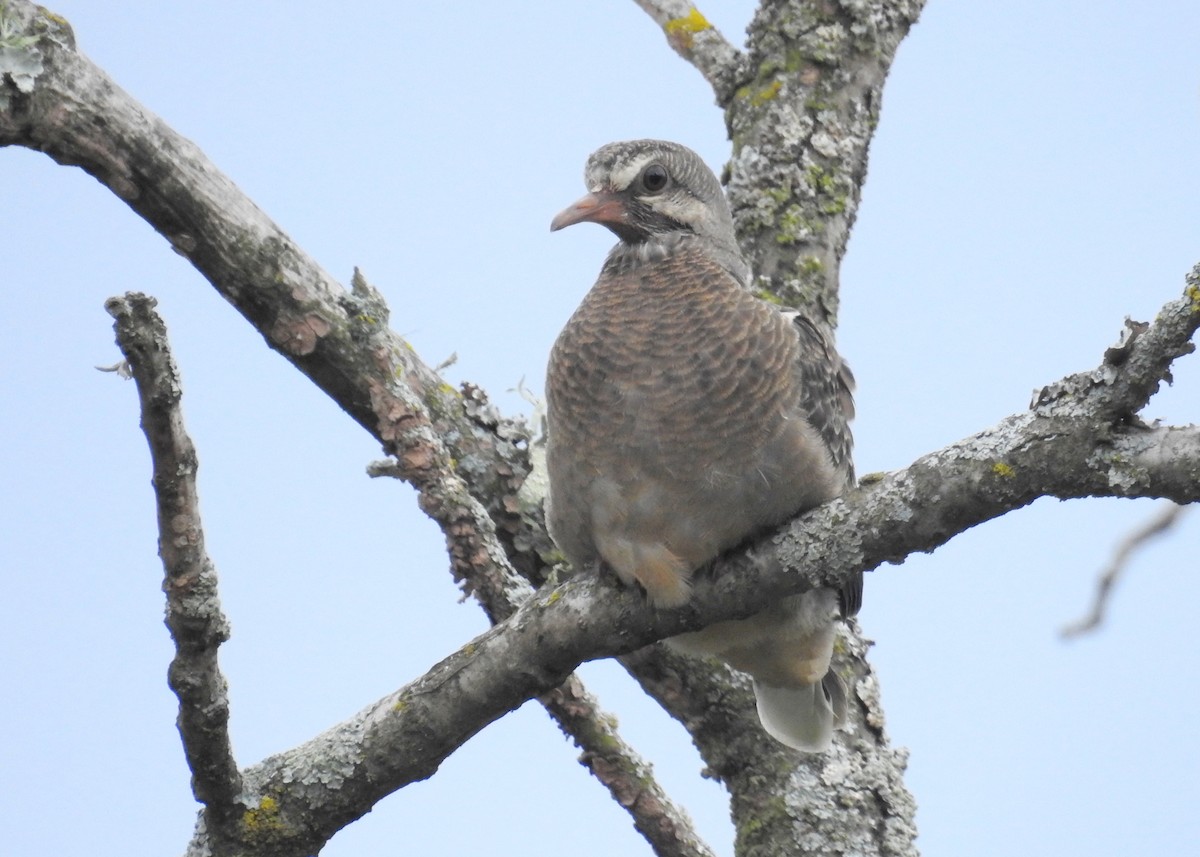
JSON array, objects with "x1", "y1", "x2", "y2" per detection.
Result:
[{"x1": 639, "y1": 164, "x2": 669, "y2": 193}]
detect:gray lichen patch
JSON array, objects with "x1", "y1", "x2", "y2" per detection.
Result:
[{"x1": 0, "y1": 6, "x2": 43, "y2": 108}]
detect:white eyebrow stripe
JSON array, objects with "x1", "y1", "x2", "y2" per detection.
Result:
[{"x1": 609, "y1": 155, "x2": 654, "y2": 191}]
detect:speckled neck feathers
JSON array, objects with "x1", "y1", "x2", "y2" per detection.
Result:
[{"x1": 602, "y1": 232, "x2": 751, "y2": 289}]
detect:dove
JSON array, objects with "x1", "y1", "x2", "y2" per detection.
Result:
[{"x1": 546, "y1": 139, "x2": 859, "y2": 751}]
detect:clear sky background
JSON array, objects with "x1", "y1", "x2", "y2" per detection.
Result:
[{"x1": 2, "y1": 2, "x2": 1197, "y2": 855}]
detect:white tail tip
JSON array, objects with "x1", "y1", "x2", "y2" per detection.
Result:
[{"x1": 753, "y1": 675, "x2": 845, "y2": 752}]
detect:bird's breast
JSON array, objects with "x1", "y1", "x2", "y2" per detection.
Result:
[{"x1": 547, "y1": 248, "x2": 800, "y2": 478}]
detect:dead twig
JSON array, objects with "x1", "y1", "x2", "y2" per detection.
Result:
[
  {"x1": 1061, "y1": 503, "x2": 1188, "y2": 639},
  {"x1": 105, "y1": 292, "x2": 242, "y2": 834}
]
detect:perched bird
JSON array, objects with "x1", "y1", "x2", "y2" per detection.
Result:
[{"x1": 545, "y1": 139, "x2": 859, "y2": 752}]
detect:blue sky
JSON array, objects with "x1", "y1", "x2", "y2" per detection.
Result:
[{"x1": 2, "y1": 2, "x2": 1197, "y2": 855}]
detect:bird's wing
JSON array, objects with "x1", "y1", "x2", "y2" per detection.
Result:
[
  {"x1": 787, "y1": 311, "x2": 861, "y2": 617},
  {"x1": 788, "y1": 312, "x2": 856, "y2": 484}
]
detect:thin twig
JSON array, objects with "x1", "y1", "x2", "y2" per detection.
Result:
[
  {"x1": 105, "y1": 293, "x2": 242, "y2": 827},
  {"x1": 631, "y1": 0, "x2": 747, "y2": 104},
  {"x1": 1061, "y1": 503, "x2": 1189, "y2": 639}
]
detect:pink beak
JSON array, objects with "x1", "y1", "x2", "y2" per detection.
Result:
[{"x1": 550, "y1": 191, "x2": 628, "y2": 231}]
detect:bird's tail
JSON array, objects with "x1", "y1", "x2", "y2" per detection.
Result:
[{"x1": 753, "y1": 673, "x2": 847, "y2": 753}]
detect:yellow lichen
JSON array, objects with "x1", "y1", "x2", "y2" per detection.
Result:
[
  {"x1": 748, "y1": 80, "x2": 782, "y2": 106},
  {"x1": 799, "y1": 255, "x2": 824, "y2": 276},
  {"x1": 992, "y1": 462, "x2": 1015, "y2": 478},
  {"x1": 754, "y1": 288, "x2": 785, "y2": 306},
  {"x1": 242, "y1": 796, "x2": 283, "y2": 835},
  {"x1": 664, "y1": 7, "x2": 711, "y2": 49},
  {"x1": 734, "y1": 77, "x2": 782, "y2": 107},
  {"x1": 1186, "y1": 283, "x2": 1200, "y2": 313},
  {"x1": 40, "y1": 10, "x2": 71, "y2": 31}
]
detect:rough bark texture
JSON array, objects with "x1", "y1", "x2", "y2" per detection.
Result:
[
  {"x1": 2, "y1": 2, "x2": 1196, "y2": 857},
  {"x1": 106, "y1": 294, "x2": 243, "y2": 841},
  {"x1": 726, "y1": 0, "x2": 926, "y2": 326},
  {"x1": 540, "y1": 675, "x2": 719, "y2": 857}
]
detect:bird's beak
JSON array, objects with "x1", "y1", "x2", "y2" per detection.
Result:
[{"x1": 550, "y1": 191, "x2": 628, "y2": 232}]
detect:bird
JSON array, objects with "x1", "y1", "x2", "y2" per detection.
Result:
[{"x1": 545, "y1": 139, "x2": 859, "y2": 752}]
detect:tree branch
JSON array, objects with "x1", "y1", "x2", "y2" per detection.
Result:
[
  {"x1": 1060, "y1": 502, "x2": 1189, "y2": 639},
  {"x1": 0, "y1": 0, "x2": 529, "y2": 536},
  {"x1": 631, "y1": 1, "x2": 748, "y2": 104},
  {"x1": 540, "y1": 675, "x2": 717, "y2": 857},
  {"x1": 363, "y1": 352, "x2": 714, "y2": 857},
  {"x1": 104, "y1": 293, "x2": 242, "y2": 838},
  {"x1": 727, "y1": 0, "x2": 927, "y2": 323},
  {"x1": 195, "y1": 285, "x2": 1197, "y2": 856},
  {"x1": 0, "y1": 7, "x2": 710, "y2": 852}
]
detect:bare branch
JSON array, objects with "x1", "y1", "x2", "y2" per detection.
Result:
[
  {"x1": 631, "y1": 1, "x2": 747, "y2": 105},
  {"x1": 227, "y1": 403, "x2": 1199, "y2": 854},
  {"x1": 0, "y1": 0, "x2": 529, "y2": 535},
  {"x1": 540, "y1": 675, "x2": 717, "y2": 857},
  {"x1": 104, "y1": 293, "x2": 242, "y2": 834},
  {"x1": 1061, "y1": 503, "x2": 1190, "y2": 639}
]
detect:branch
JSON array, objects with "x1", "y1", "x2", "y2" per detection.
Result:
[
  {"x1": 620, "y1": 625, "x2": 916, "y2": 857},
  {"x1": 1060, "y1": 502, "x2": 1189, "y2": 639},
  {"x1": 104, "y1": 294, "x2": 242, "y2": 835},
  {"x1": 365, "y1": 382, "x2": 714, "y2": 857},
  {"x1": 540, "y1": 675, "x2": 717, "y2": 857},
  {"x1": 727, "y1": 0, "x2": 927, "y2": 323},
  {"x1": 0, "y1": 0, "x2": 528, "y2": 532},
  {"x1": 631, "y1": 1, "x2": 748, "y2": 104},
  {"x1": 208, "y1": 285, "x2": 1197, "y2": 856}
]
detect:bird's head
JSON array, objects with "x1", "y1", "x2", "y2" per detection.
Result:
[{"x1": 551, "y1": 140, "x2": 738, "y2": 251}]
